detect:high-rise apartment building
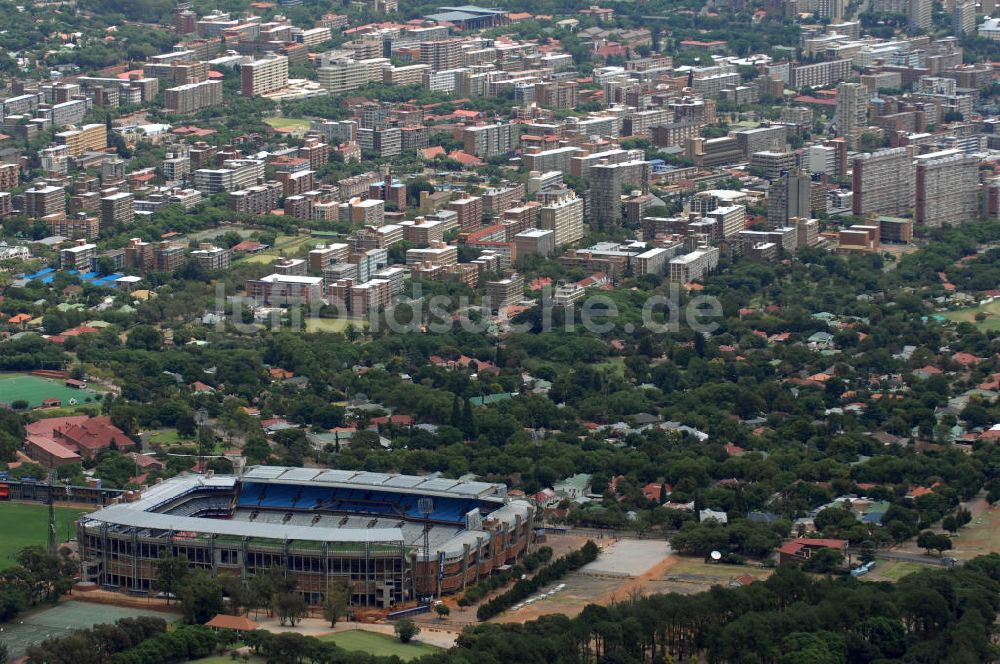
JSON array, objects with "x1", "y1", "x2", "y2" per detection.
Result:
[
  {"x1": 589, "y1": 160, "x2": 651, "y2": 229},
  {"x1": 462, "y1": 123, "x2": 519, "y2": 158},
  {"x1": 25, "y1": 185, "x2": 65, "y2": 218},
  {"x1": 768, "y1": 171, "x2": 813, "y2": 228},
  {"x1": 914, "y1": 149, "x2": 978, "y2": 228},
  {"x1": 100, "y1": 192, "x2": 134, "y2": 228},
  {"x1": 419, "y1": 40, "x2": 463, "y2": 71},
  {"x1": 485, "y1": 274, "x2": 524, "y2": 312},
  {"x1": 908, "y1": 0, "x2": 931, "y2": 31},
  {"x1": 852, "y1": 148, "x2": 914, "y2": 216},
  {"x1": 240, "y1": 55, "x2": 288, "y2": 97},
  {"x1": 952, "y1": 1, "x2": 975, "y2": 35},
  {"x1": 165, "y1": 80, "x2": 223, "y2": 113},
  {"x1": 836, "y1": 82, "x2": 867, "y2": 149},
  {"x1": 538, "y1": 189, "x2": 585, "y2": 247},
  {"x1": 448, "y1": 196, "x2": 483, "y2": 231}
]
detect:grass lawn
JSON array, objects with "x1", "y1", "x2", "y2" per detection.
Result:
[
  {"x1": 235, "y1": 235, "x2": 314, "y2": 266},
  {"x1": 667, "y1": 558, "x2": 773, "y2": 583},
  {"x1": 0, "y1": 373, "x2": 103, "y2": 408},
  {"x1": 263, "y1": 117, "x2": 311, "y2": 133},
  {"x1": 593, "y1": 358, "x2": 626, "y2": 379},
  {"x1": 304, "y1": 318, "x2": 368, "y2": 333},
  {"x1": 319, "y1": 630, "x2": 440, "y2": 661},
  {"x1": 942, "y1": 299, "x2": 1000, "y2": 332},
  {"x1": 145, "y1": 429, "x2": 193, "y2": 446},
  {"x1": 0, "y1": 503, "x2": 93, "y2": 567},
  {"x1": 873, "y1": 561, "x2": 923, "y2": 581}
]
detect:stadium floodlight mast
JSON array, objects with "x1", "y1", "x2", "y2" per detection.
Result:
[{"x1": 418, "y1": 497, "x2": 433, "y2": 604}]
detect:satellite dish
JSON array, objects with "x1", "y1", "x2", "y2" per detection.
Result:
[{"x1": 710, "y1": 550, "x2": 722, "y2": 561}]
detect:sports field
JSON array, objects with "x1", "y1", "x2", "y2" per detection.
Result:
[
  {"x1": 2, "y1": 601, "x2": 176, "y2": 659},
  {"x1": 0, "y1": 373, "x2": 102, "y2": 408},
  {"x1": 319, "y1": 630, "x2": 440, "y2": 661},
  {"x1": 942, "y1": 299, "x2": 1000, "y2": 331},
  {"x1": 0, "y1": 502, "x2": 93, "y2": 567},
  {"x1": 264, "y1": 117, "x2": 311, "y2": 133}
]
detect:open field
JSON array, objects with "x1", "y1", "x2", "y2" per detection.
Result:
[
  {"x1": 939, "y1": 498, "x2": 1000, "y2": 560},
  {"x1": 495, "y1": 536, "x2": 679, "y2": 623},
  {"x1": 2, "y1": 601, "x2": 176, "y2": 659},
  {"x1": 0, "y1": 373, "x2": 103, "y2": 408},
  {"x1": 941, "y1": 299, "x2": 1000, "y2": 331},
  {"x1": 319, "y1": 630, "x2": 441, "y2": 660},
  {"x1": 264, "y1": 116, "x2": 312, "y2": 133},
  {"x1": 0, "y1": 502, "x2": 92, "y2": 567}
]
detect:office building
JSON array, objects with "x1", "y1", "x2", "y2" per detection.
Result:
[
  {"x1": 852, "y1": 148, "x2": 914, "y2": 216},
  {"x1": 514, "y1": 229, "x2": 555, "y2": 257},
  {"x1": 914, "y1": 149, "x2": 978, "y2": 228},
  {"x1": 751, "y1": 150, "x2": 796, "y2": 181}
]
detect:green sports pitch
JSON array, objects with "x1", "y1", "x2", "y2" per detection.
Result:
[
  {"x1": 0, "y1": 502, "x2": 93, "y2": 567},
  {"x1": 0, "y1": 373, "x2": 102, "y2": 408}
]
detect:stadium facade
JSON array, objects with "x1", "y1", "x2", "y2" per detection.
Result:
[{"x1": 78, "y1": 466, "x2": 535, "y2": 607}]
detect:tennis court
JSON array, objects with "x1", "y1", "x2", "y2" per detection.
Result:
[
  {"x1": 0, "y1": 374, "x2": 102, "y2": 408},
  {"x1": 2, "y1": 601, "x2": 178, "y2": 659}
]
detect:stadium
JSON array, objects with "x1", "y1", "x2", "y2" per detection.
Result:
[{"x1": 77, "y1": 466, "x2": 536, "y2": 608}]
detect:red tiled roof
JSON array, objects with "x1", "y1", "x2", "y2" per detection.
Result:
[{"x1": 205, "y1": 614, "x2": 260, "y2": 631}]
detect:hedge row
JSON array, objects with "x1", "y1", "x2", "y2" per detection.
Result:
[{"x1": 476, "y1": 540, "x2": 599, "y2": 621}]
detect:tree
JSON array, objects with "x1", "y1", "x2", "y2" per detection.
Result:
[
  {"x1": 859, "y1": 540, "x2": 877, "y2": 564},
  {"x1": 272, "y1": 592, "x2": 307, "y2": 627},
  {"x1": 394, "y1": 618, "x2": 420, "y2": 644},
  {"x1": 322, "y1": 582, "x2": 349, "y2": 628},
  {"x1": 153, "y1": 553, "x2": 189, "y2": 603},
  {"x1": 916, "y1": 531, "x2": 952, "y2": 556},
  {"x1": 178, "y1": 570, "x2": 224, "y2": 624},
  {"x1": 803, "y1": 548, "x2": 844, "y2": 574},
  {"x1": 942, "y1": 515, "x2": 958, "y2": 534},
  {"x1": 434, "y1": 603, "x2": 450, "y2": 620}
]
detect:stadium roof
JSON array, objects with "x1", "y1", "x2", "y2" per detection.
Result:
[
  {"x1": 84, "y1": 504, "x2": 405, "y2": 543},
  {"x1": 242, "y1": 465, "x2": 506, "y2": 500}
]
